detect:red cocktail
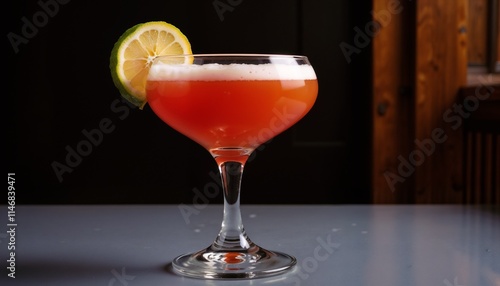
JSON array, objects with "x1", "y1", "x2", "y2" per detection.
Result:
[{"x1": 146, "y1": 54, "x2": 318, "y2": 279}]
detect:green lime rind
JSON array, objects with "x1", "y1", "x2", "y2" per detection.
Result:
[{"x1": 109, "y1": 23, "x2": 147, "y2": 109}]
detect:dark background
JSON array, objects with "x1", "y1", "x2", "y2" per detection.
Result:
[{"x1": 6, "y1": 0, "x2": 372, "y2": 204}]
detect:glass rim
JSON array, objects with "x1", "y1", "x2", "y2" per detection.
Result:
[{"x1": 154, "y1": 53, "x2": 309, "y2": 59}]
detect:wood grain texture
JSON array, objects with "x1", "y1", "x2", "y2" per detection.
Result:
[
  {"x1": 372, "y1": 0, "x2": 415, "y2": 203},
  {"x1": 414, "y1": 0, "x2": 467, "y2": 203},
  {"x1": 372, "y1": 0, "x2": 474, "y2": 203},
  {"x1": 468, "y1": 0, "x2": 489, "y2": 65}
]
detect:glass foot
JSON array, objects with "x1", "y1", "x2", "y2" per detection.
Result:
[{"x1": 172, "y1": 244, "x2": 296, "y2": 279}]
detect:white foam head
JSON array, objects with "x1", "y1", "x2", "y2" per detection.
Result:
[{"x1": 148, "y1": 63, "x2": 317, "y2": 81}]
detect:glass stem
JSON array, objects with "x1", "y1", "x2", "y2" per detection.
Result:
[{"x1": 212, "y1": 160, "x2": 254, "y2": 251}]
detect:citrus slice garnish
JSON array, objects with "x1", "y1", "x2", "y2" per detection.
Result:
[{"x1": 109, "y1": 21, "x2": 192, "y2": 109}]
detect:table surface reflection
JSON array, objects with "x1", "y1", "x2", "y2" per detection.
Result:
[{"x1": 0, "y1": 205, "x2": 498, "y2": 285}]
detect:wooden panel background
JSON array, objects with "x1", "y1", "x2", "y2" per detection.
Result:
[
  {"x1": 372, "y1": 0, "x2": 415, "y2": 203},
  {"x1": 468, "y1": 0, "x2": 489, "y2": 65},
  {"x1": 372, "y1": 0, "x2": 468, "y2": 203},
  {"x1": 414, "y1": 0, "x2": 468, "y2": 203},
  {"x1": 465, "y1": 132, "x2": 500, "y2": 204}
]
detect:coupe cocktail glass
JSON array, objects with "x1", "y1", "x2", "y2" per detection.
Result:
[{"x1": 146, "y1": 54, "x2": 318, "y2": 279}]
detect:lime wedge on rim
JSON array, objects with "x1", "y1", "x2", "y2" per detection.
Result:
[{"x1": 109, "y1": 21, "x2": 192, "y2": 109}]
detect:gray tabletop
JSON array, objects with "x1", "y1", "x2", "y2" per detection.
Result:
[{"x1": 0, "y1": 205, "x2": 498, "y2": 286}]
